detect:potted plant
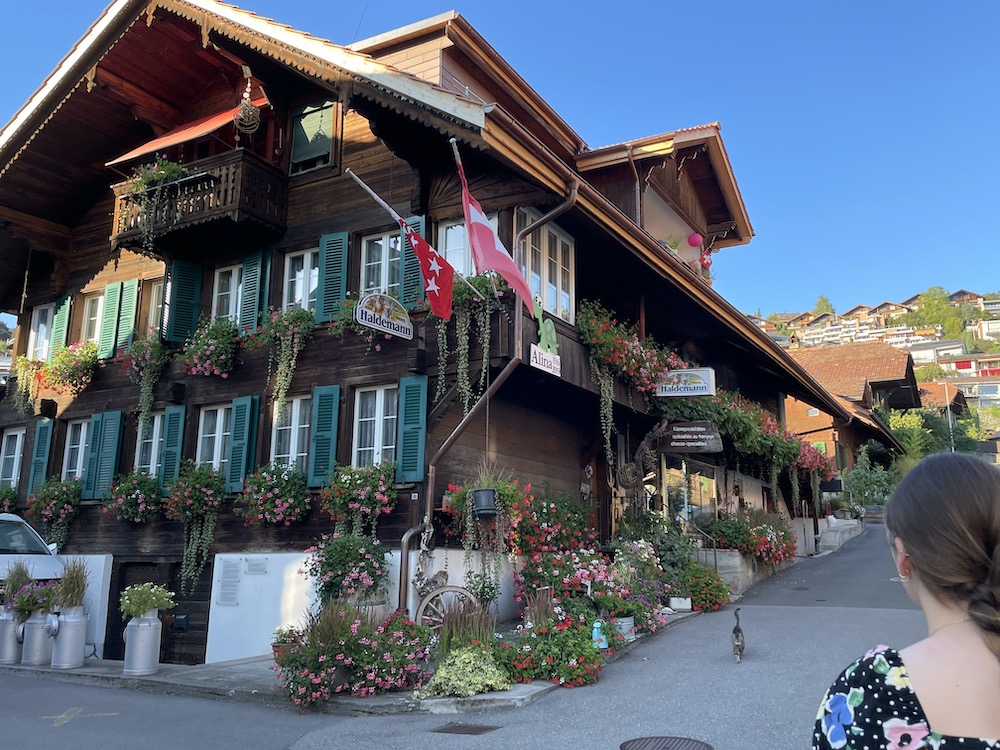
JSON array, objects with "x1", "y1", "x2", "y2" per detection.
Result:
[
  {"x1": 0, "y1": 561, "x2": 31, "y2": 665},
  {"x1": 47, "y1": 557, "x2": 89, "y2": 669},
  {"x1": 0, "y1": 485, "x2": 16, "y2": 514},
  {"x1": 26, "y1": 477, "x2": 82, "y2": 551},
  {"x1": 178, "y1": 316, "x2": 238, "y2": 378},
  {"x1": 103, "y1": 470, "x2": 163, "y2": 523},
  {"x1": 12, "y1": 580, "x2": 57, "y2": 665},
  {"x1": 667, "y1": 580, "x2": 693, "y2": 612},
  {"x1": 10, "y1": 356, "x2": 44, "y2": 415},
  {"x1": 163, "y1": 461, "x2": 224, "y2": 594},
  {"x1": 271, "y1": 624, "x2": 303, "y2": 667},
  {"x1": 119, "y1": 157, "x2": 189, "y2": 255},
  {"x1": 318, "y1": 461, "x2": 398, "y2": 537},
  {"x1": 118, "y1": 330, "x2": 169, "y2": 430},
  {"x1": 235, "y1": 463, "x2": 310, "y2": 527},
  {"x1": 244, "y1": 307, "x2": 315, "y2": 409},
  {"x1": 120, "y1": 582, "x2": 175, "y2": 676},
  {"x1": 302, "y1": 533, "x2": 390, "y2": 616},
  {"x1": 40, "y1": 341, "x2": 99, "y2": 395}
]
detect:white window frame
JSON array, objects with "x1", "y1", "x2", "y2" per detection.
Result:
[
  {"x1": 63, "y1": 420, "x2": 89, "y2": 481},
  {"x1": 28, "y1": 303, "x2": 55, "y2": 361},
  {"x1": 271, "y1": 396, "x2": 312, "y2": 471},
  {"x1": 352, "y1": 385, "x2": 398, "y2": 468},
  {"x1": 360, "y1": 230, "x2": 402, "y2": 299},
  {"x1": 82, "y1": 294, "x2": 105, "y2": 346},
  {"x1": 148, "y1": 281, "x2": 164, "y2": 335},
  {"x1": 212, "y1": 264, "x2": 243, "y2": 324},
  {"x1": 0, "y1": 427, "x2": 26, "y2": 489},
  {"x1": 197, "y1": 404, "x2": 233, "y2": 474},
  {"x1": 283, "y1": 249, "x2": 320, "y2": 312},
  {"x1": 134, "y1": 412, "x2": 165, "y2": 477},
  {"x1": 516, "y1": 207, "x2": 576, "y2": 323},
  {"x1": 436, "y1": 215, "x2": 501, "y2": 280}
]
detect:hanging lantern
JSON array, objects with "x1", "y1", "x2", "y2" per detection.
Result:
[{"x1": 687, "y1": 232, "x2": 703, "y2": 248}]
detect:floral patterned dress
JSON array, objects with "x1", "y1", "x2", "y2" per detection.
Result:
[{"x1": 813, "y1": 645, "x2": 1000, "y2": 750}]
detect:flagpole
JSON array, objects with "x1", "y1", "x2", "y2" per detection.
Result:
[{"x1": 345, "y1": 167, "x2": 485, "y2": 301}]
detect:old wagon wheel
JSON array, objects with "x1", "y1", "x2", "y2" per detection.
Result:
[{"x1": 415, "y1": 585, "x2": 478, "y2": 640}]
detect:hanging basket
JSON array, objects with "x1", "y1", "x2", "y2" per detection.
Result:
[{"x1": 472, "y1": 488, "x2": 497, "y2": 518}]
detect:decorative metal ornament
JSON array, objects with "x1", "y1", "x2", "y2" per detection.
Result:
[{"x1": 233, "y1": 79, "x2": 261, "y2": 141}]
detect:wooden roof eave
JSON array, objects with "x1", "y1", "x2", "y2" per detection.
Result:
[
  {"x1": 0, "y1": 0, "x2": 147, "y2": 180},
  {"x1": 162, "y1": 0, "x2": 486, "y2": 132},
  {"x1": 481, "y1": 104, "x2": 848, "y2": 422}
]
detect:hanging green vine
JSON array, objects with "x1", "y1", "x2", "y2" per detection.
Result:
[
  {"x1": 789, "y1": 465, "x2": 801, "y2": 512},
  {"x1": 455, "y1": 305, "x2": 473, "y2": 413},
  {"x1": 11, "y1": 356, "x2": 43, "y2": 415},
  {"x1": 164, "y1": 461, "x2": 224, "y2": 595},
  {"x1": 589, "y1": 351, "x2": 616, "y2": 467},
  {"x1": 434, "y1": 316, "x2": 449, "y2": 405},
  {"x1": 811, "y1": 470, "x2": 822, "y2": 517}
]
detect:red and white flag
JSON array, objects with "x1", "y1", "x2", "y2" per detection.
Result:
[
  {"x1": 452, "y1": 142, "x2": 535, "y2": 318},
  {"x1": 345, "y1": 168, "x2": 455, "y2": 319}
]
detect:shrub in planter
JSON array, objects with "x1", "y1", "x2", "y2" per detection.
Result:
[
  {"x1": 318, "y1": 461, "x2": 397, "y2": 537},
  {"x1": 178, "y1": 316, "x2": 238, "y2": 378},
  {"x1": 54, "y1": 558, "x2": 89, "y2": 608},
  {"x1": 495, "y1": 616, "x2": 604, "y2": 687},
  {"x1": 302, "y1": 533, "x2": 389, "y2": 603},
  {"x1": 12, "y1": 581, "x2": 57, "y2": 615},
  {"x1": 416, "y1": 644, "x2": 511, "y2": 698},
  {"x1": 164, "y1": 461, "x2": 224, "y2": 594},
  {"x1": 0, "y1": 485, "x2": 16, "y2": 514},
  {"x1": 347, "y1": 610, "x2": 433, "y2": 697},
  {"x1": 27, "y1": 477, "x2": 82, "y2": 550},
  {"x1": 682, "y1": 562, "x2": 731, "y2": 612},
  {"x1": 120, "y1": 582, "x2": 175, "y2": 618},
  {"x1": 40, "y1": 341, "x2": 99, "y2": 395}
]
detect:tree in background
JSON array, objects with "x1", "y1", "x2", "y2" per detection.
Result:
[
  {"x1": 765, "y1": 312, "x2": 790, "y2": 334},
  {"x1": 914, "y1": 364, "x2": 946, "y2": 382},
  {"x1": 899, "y1": 286, "x2": 977, "y2": 339},
  {"x1": 889, "y1": 407, "x2": 980, "y2": 461},
  {"x1": 814, "y1": 295, "x2": 835, "y2": 315},
  {"x1": 843, "y1": 446, "x2": 896, "y2": 505},
  {"x1": 0, "y1": 319, "x2": 10, "y2": 343}
]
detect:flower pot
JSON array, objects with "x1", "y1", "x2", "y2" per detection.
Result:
[
  {"x1": 669, "y1": 596, "x2": 692, "y2": 612},
  {"x1": 19, "y1": 609, "x2": 53, "y2": 665},
  {"x1": 348, "y1": 595, "x2": 389, "y2": 626},
  {"x1": 272, "y1": 642, "x2": 293, "y2": 667},
  {"x1": 0, "y1": 610, "x2": 23, "y2": 665},
  {"x1": 47, "y1": 606, "x2": 87, "y2": 669},
  {"x1": 123, "y1": 609, "x2": 162, "y2": 676},
  {"x1": 472, "y1": 488, "x2": 497, "y2": 518},
  {"x1": 612, "y1": 615, "x2": 636, "y2": 643}
]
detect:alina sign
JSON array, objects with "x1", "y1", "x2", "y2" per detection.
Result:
[
  {"x1": 656, "y1": 367, "x2": 716, "y2": 397},
  {"x1": 354, "y1": 293, "x2": 414, "y2": 340}
]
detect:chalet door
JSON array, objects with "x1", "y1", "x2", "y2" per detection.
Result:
[{"x1": 104, "y1": 560, "x2": 174, "y2": 661}]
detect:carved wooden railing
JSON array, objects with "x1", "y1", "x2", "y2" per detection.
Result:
[{"x1": 110, "y1": 149, "x2": 288, "y2": 247}]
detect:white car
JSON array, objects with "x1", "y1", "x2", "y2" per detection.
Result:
[{"x1": 0, "y1": 513, "x2": 65, "y2": 598}]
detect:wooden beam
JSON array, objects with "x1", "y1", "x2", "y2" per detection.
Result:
[
  {"x1": 0, "y1": 204, "x2": 73, "y2": 256},
  {"x1": 95, "y1": 68, "x2": 183, "y2": 130}
]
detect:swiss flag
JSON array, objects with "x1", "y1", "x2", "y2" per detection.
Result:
[
  {"x1": 455, "y1": 160, "x2": 535, "y2": 318},
  {"x1": 400, "y1": 220, "x2": 454, "y2": 320}
]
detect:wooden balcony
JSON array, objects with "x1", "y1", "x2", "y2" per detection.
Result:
[{"x1": 110, "y1": 149, "x2": 287, "y2": 250}]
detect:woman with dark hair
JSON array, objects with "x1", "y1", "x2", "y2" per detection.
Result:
[{"x1": 813, "y1": 452, "x2": 1000, "y2": 749}]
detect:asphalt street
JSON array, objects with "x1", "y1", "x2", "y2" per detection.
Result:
[{"x1": 1, "y1": 523, "x2": 928, "y2": 750}]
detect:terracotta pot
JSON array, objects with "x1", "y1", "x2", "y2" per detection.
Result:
[{"x1": 272, "y1": 642, "x2": 293, "y2": 666}]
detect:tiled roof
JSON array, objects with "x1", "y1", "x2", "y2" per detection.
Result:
[
  {"x1": 918, "y1": 381, "x2": 953, "y2": 408},
  {"x1": 788, "y1": 342, "x2": 912, "y2": 400}
]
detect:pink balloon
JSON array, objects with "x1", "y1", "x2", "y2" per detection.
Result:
[{"x1": 687, "y1": 233, "x2": 703, "y2": 248}]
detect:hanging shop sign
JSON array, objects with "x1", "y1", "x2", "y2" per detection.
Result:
[
  {"x1": 660, "y1": 421, "x2": 723, "y2": 453},
  {"x1": 529, "y1": 298, "x2": 562, "y2": 377},
  {"x1": 354, "y1": 293, "x2": 414, "y2": 340},
  {"x1": 656, "y1": 367, "x2": 716, "y2": 397}
]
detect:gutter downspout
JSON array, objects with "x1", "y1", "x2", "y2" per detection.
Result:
[{"x1": 397, "y1": 179, "x2": 580, "y2": 612}]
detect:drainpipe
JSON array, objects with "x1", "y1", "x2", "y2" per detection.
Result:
[{"x1": 397, "y1": 179, "x2": 579, "y2": 612}]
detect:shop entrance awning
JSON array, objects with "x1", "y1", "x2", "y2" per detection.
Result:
[{"x1": 106, "y1": 98, "x2": 268, "y2": 167}]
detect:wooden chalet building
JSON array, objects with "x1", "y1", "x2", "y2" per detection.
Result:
[{"x1": 0, "y1": 0, "x2": 846, "y2": 664}]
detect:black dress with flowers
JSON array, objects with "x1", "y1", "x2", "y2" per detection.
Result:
[{"x1": 813, "y1": 645, "x2": 1000, "y2": 750}]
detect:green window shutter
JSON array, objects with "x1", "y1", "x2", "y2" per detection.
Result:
[
  {"x1": 163, "y1": 260, "x2": 203, "y2": 343},
  {"x1": 82, "y1": 411, "x2": 123, "y2": 500},
  {"x1": 115, "y1": 279, "x2": 139, "y2": 356},
  {"x1": 316, "y1": 232, "x2": 348, "y2": 324},
  {"x1": 400, "y1": 215, "x2": 425, "y2": 309},
  {"x1": 308, "y1": 385, "x2": 340, "y2": 487},
  {"x1": 27, "y1": 419, "x2": 53, "y2": 496},
  {"x1": 51, "y1": 295, "x2": 72, "y2": 353},
  {"x1": 98, "y1": 282, "x2": 123, "y2": 359},
  {"x1": 225, "y1": 395, "x2": 259, "y2": 493},
  {"x1": 396, "y1": 375, "x2": 428, "y2": 482},
  {"x1": 159, "y1": 405, "x2": 186, "y2": 491},
  {"x1": 813, "y1": 441, "x2": 827, "y2": 454},
  {"x1": 239, "y1": 251, "x2": 263, "y2": 337}
]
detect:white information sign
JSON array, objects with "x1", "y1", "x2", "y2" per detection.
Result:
[{"x1": 656, "y1": 367, "x2": 716, "y2": 397}]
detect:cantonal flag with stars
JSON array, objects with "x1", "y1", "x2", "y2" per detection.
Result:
[{"x1": 400, "y1": 219, "x2": 454, "y2": 320}]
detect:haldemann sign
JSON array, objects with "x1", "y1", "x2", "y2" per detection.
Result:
[
  {"x1": 353, "y1": 293, "x2": 414, "y2": 340},
  {"x1": 656, "y1": 367, "x2": 716, "y2": 397}
]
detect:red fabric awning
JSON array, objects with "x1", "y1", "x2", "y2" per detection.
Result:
[{"x1": 106, "y1": 98, "x2": 268, "y2": 167}]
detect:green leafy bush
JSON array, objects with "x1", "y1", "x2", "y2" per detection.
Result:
[
  {"x1": 682, "y1": 562, "x2": 731, "y2": 612},
  {"x1": 416, "y1": 645, "x2": 511, "y2": 698}
]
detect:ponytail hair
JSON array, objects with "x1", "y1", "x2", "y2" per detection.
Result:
[{"x1": 885, "y1": 452, "x2": 1000, "y2": 658}]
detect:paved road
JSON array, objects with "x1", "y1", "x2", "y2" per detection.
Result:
[{"x1": 2, "y1": 523, "x2": 928, "y2": 750}]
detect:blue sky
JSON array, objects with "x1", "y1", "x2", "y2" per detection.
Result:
[{"x1": 2, "y1": 1, "x2": 998, "y2": 317}]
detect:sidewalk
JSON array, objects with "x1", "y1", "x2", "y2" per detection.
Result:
[{"x1": 0, "y1": 610, "x2": 700, "y2": 713}]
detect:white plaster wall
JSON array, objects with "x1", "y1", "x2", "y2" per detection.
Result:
[
  {"x1": 205, "y1": 552, "x2": 313, "y2": 663},
  {"x1": 642, "y1": 191, "x2": 700, "y2": 265}
]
